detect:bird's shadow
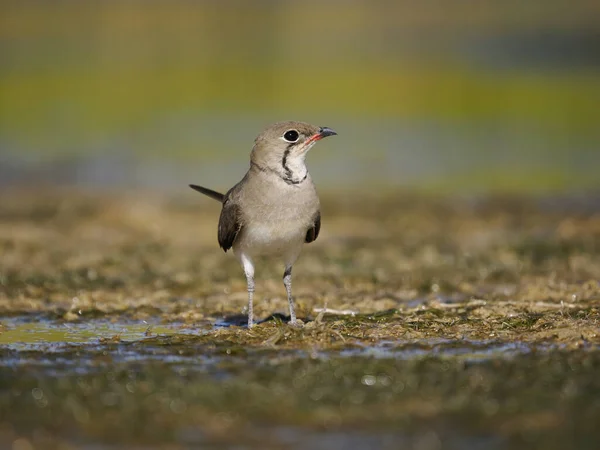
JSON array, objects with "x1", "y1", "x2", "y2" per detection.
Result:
[{"x1": 216, "y1": 312, "x2": 305, "y2": 328}]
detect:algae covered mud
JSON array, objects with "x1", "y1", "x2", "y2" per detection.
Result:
[{"x1": 1, "y1": 191, "x2": 599, "y2": 449}]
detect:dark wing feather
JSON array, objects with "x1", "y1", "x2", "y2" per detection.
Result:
[
  {"x1": 305, "y1": 211, "x2": 321, "y2": 243},
  {"x1": 218, "y1": 200, "x2": 242, "y2": 252}
]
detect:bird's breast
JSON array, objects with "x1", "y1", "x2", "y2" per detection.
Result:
[{"x1": 233, "y1": 176, "x2": 319, "y2": 257}]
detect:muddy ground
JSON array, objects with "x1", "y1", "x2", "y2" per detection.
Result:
[{"x1": 1, "y1": 189, "x2": 599, "y2": 449}]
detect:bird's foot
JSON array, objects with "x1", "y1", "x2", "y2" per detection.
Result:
[{"x1": 288, "y1": 318, "x2": 304, "y2": 328}]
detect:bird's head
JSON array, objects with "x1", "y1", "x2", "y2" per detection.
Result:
[{"x1": 250, "y1": 121, "x2": 337, "y2": 184}]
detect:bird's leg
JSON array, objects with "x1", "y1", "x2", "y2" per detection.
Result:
[
  {"x1": 283, "y1": 266, "x2": 296, "y2": 325},
  {"x1": 241, "y1": 254, "x2": 255, "y2": 328}
]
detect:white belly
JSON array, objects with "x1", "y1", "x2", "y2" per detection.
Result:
[{"x1": 234, "y1": 221, "x2": 306, "y2": 260}]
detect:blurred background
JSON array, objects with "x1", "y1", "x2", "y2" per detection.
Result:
[{"x1": 1, "y1": 0, "x2": 598, "y2": 193}]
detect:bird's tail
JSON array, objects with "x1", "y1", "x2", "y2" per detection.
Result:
[{"x1": 189, "y1": 184, "x2": 225, "y2": 202}]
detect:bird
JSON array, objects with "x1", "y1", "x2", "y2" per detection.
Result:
[{"x1": 189, "y1": 121, "x2": 337, "y2": 328}]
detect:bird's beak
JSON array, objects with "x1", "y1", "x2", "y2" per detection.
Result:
[
  {"x1": 306, "y1": 127, "x2": 337, "y2": 145},
  {"x1": 317, "y1": 127, "x2": 337, "y2": 139}
]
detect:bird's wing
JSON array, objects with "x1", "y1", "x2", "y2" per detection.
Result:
[
  {"x1": 189, "y1": 184, "x2": 225, "y2": 203},
  {"x1": 305, "y1": 211, "x2": 321, "y2": 243},
  {"x1": 218, "y1": 197, "x2": 243, "y2": 252}
]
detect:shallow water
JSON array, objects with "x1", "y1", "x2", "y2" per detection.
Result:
[
  {"x1": 1, "y1": 316, "x2": 599, "y2": 449},
  {"x1": 0, "y1": 316, "x2": 563, "y2": 373},
  {"x1": 0, "y1": 317, "x2": 196, "y2": 348}
]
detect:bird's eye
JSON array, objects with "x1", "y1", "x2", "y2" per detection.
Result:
[{"x1": 283, "y1": 130, "x2": 299, "y2": 142}]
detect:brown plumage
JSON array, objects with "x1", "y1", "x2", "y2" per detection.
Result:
[{"x1": 189, "y1": 121, "x2": 337, "y2": 327}]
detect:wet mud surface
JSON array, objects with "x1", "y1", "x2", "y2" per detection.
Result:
[{"x1": 1, "y1": 190, "x2": 599, "y2": 449}]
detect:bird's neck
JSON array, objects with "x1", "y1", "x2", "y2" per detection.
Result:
[
  {"x1": 250, "y1": 152, "x2": 309, "y2": 185},
  {"x1": 281, "y1": 152, "x2": 307, "y2": 184}
]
